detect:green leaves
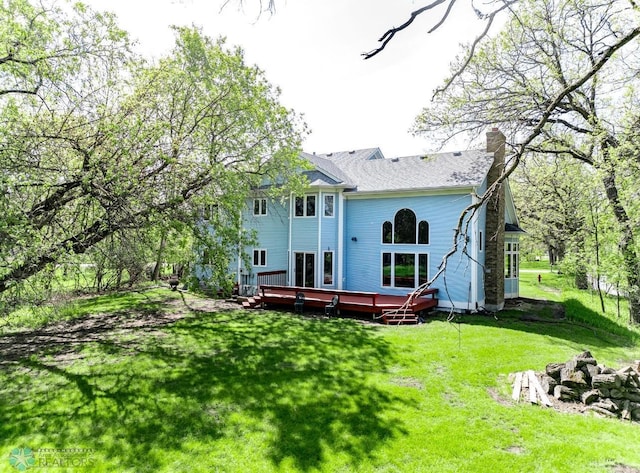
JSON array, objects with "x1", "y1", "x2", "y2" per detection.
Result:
[{"x1": 0, "y1": 6, "x2": 305, "y2": 298}]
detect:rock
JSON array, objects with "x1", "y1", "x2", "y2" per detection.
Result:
[
  {"x1": 592, "y1": 373, "x2": 622, "y2": 390},
  {"x1": 540, "y1": 374, "x2": 558, "y2": 395},
  {"x1": 546, "y1": 362, "x2": 564, "y2": 380},
  {"x1": 592, "y1": 399, "x2": 619, "y2": 413},
  {"x1": 587, "y1": 405, "x2": 619, "y2": 418},
  {"x1": 581, "y1": 390, "x2": 600, "y2": 405},
  {"x1": 561, "y1": 367, "x2": 589, "y2": 388},
  {"x1": 610, "y1": 388, "x2": 626, "y2": 399},
  {"x1": 574, "y1": 351, "x2": 597, "y2": 368},
  {"x1": 554, "y1": 384, "x2": 580, "y2": 401},
  {"x1": 582, "y1": 363, "x2": 600, "y2": 380},
  {"x1": 599, "y1": 365, "x2": 617, "y2": 375}
]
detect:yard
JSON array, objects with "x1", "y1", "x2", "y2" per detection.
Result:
[{"x1": 1, "y1": 273, "x2": 639, "y2": 472}]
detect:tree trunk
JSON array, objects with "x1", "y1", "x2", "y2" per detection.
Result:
[
  {"x1": 601, "y1": 168, "x2": 640, "y2": 324},
  {"x1": 151, "y1": 230, "x2": 168, "y2": 281}
]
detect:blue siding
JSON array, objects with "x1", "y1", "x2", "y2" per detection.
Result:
[
  {"x1": 343, "y1": 194, "x2": 474, "y2": 305},
  {"x1": 239, "y1": 197, "x2": 290, "y2": 282}
]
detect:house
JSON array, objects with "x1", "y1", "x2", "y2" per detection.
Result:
[{"x1": 225, "y1": 128, "x2": 522, "y2": 313}]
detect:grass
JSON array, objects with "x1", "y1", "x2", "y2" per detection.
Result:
[{"x1": 0, "y1": 283, "x2": 639, "y2": 472}]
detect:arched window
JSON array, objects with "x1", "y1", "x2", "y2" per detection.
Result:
[
  {"x1": 418, "y1": 220, "x2": 429, "y2": 244},
  {"x1": 394, "y1": 209, "x2": 416, "y2": 244},
  {"x1": 382, "y1": 221, "x2": 392, "y2": 244}
]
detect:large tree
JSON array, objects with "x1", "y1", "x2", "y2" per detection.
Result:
[
  {"x1": 0, "y1": 3, "x2": 306, "y2": 300},
  {"x1": 413, "y1": 0, "x2": 640, "y2": 323}
]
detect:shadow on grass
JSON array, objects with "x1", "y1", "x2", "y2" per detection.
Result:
[
  {"x1": 439, "y1": 297, "x2": 638, "y2": 349},
  {"x1": 0, "y1": 300, "x2": 407, "y2": 472}
]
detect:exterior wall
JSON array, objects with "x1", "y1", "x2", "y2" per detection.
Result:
[
  {"x1": 342, "y1": 193, "x2": 477, "y2": 309},
  {"x1": 239, "y1": 197, "x2": 290, "y2": 286}
]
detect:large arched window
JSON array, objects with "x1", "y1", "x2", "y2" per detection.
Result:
[
  {"x1": 382, "y1": 209, "x2": 430, "y2": 244},
  {"x1": 394, "y1": 209, "x2": 416, "y2": 244}
]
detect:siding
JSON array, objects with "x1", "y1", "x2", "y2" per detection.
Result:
[{"x1": 343, "y1": 193, "x2": 474, "y2": 306}]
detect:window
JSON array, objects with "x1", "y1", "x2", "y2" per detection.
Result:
[
  {"x1": 505, "y1": 242, "x2": 518, "y2": 278},
  {"x1": 253, "y1": 249, "x2": 267, "y2": 267},
  {"x1": 202, "y1": 248, "x2": 215, "y2": 266},
  {"x1": 324, "y1": 195, "x2": 334, "y2": 217},
  {"x1": 382, "y1": 252, "x2": 428, "y2": 288},
  {"x1": 418, "y1": 221, "x2": 429, "y2": 244},
  {"x1": 382, "y1": 209, "x2": 429, "y2": 245},
  {"x1": 382, "y1": 221, "x2": 392, "y2": 244},
  {"x1": 295, "y1": 195, "x2": 316, "y2": 217},
  {"x1": 394, "y1": 209, "x2": 416, "y2": 244},
  {"x1": 253, "y1": 198, "x2": 267, "y2": 216},
  {"x1": 202, "y1": 204, "x2": 218, "y2": 221},
  {"x1": 323, "y1": 251, "x2": 333, "y2": 285},
  {"x1": 479, "y1": 231, "x2": 483, "y2": 252}
]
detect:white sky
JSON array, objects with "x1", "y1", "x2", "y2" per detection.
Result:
[{"x1": 83, "y1": 0, "x2": 488, "y2": 157}]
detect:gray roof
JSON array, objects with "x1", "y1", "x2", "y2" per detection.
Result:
[{"x1": 304, "y1": 148, "x2": 494, "y2": 193}]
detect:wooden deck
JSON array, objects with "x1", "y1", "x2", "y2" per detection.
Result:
[{"x1": 254, "y1": 285, "x2": 438, "y2": 324}]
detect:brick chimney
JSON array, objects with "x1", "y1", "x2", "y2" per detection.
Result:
[{"x1": 484, "y1": 128, "x2": 505, "y2": 312}]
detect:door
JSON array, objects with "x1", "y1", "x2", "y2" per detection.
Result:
[{"x1": 294, "y1": 252, "x2": 315, "y2": 287}]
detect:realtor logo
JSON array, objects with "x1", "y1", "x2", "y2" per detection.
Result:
[{"x1": 8, "y1": 448, "x2": 35, "y2": 471}]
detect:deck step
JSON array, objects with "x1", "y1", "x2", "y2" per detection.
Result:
[
  {"x1": 242, "y1": 296, "x2": 263, "y2": 310},
  {"x1": 382, "y1": 310, "x2": 418, "y2": 325}
]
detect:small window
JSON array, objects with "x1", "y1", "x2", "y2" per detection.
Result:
[
  {"x1": 202, "y1": 204, "x2": 218, "y2": 221},
  {"x1": 253, "y1": 249, "x2": 267, "y2": 267},
  {"x1": 324, "y1": 195, "x2": 334, "y2": 217},
  {"x1": 294, "y1": 195, "x2": 317, "y2": 217},
  {"x1": 253, "y1": 198, "x2": 267, "y2": 216},
  {"x1": 323, "y1": 251, "x2": 333, "y2": 285},
  {"x1": 382, "y1": 221, "x2": 392, "y2": 244},
  {"x1": 418, "y1": 221, "x2": 429, "y2": 244},
  {"x1": 382, "y1": 253, "x2": 392, "y2": 286},
  {"x1": 479, "y1": 231, "x2": 483, "y2": 251}
]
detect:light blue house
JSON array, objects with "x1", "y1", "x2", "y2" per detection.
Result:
[{"x1": 229, "y1": 128, "x2": 521, "y2": 312}]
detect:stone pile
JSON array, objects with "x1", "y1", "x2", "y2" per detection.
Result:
[{"x1": 541, "y1": 351, "x2": 640, "y2": 421}]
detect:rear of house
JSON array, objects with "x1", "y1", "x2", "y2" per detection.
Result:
[{"x1": 210, "y1": 128, "x2": 522, "y2": 312}]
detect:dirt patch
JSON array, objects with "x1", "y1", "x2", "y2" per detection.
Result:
[
  {"x1": 609, "y1": 464, "x2": 640, "y2": 473},
  {"x1": 0, "y1": 290, "x2": 242, "y2": 367}
]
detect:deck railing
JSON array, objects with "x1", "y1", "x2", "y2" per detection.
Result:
[{"x1": 257, "y1": 270, "x2": 287, "y2": 288}]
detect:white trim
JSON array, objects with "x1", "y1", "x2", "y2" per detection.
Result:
[
  {"x1": 294, "y1": 194, "x2": 318, "y2": 218},
  {"x1": 323, "y1": 194, "x2": 335, "y2": 218},
  {"x1": 343, "y1": 187, "x2": 476, "y2": 200},
  {"x1": 337, "y1": 192, "x2": 344, "y2": 290},
  {"x1": 288, "y1": 193, "x2": 293, "y2": 285},
  {"x1": 322, "y1": 250, "x2": 335, "y2": 286},
  {"x1": 317, "y1": 191, "x2": 322, "y2": 288},
  {"x1": 470, "y1": 192, "x2": 480, "y2": 308}
]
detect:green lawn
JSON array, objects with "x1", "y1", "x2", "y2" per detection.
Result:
[{"x1": 1, "y1": 287, "x2": 639, "y2": 472}]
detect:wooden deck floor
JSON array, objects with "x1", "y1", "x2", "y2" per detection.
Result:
[{"x1": 256, "y1": 285, "x2": 438, "y2": 324}]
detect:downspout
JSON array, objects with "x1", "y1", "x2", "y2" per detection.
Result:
[
  {"x1": 470, "y1": 191, "x2": 479, "y2": 309},
  {"x1": 318, "y1": 191, "x2": 323, "y2": 288},
  {"x1": 337, "y1": 191, "x2": 344, "y2": 290},
  {"x1": 288, "y1": 192, "x2": 293, "y2": 286}
]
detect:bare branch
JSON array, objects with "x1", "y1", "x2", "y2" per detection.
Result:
[{"x1": 362, "y1": 0, "x2": 449, "y2": 60}]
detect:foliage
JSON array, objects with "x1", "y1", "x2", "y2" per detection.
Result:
[
  {"x1": 414, "y1": 0, "x2": 640, "y2": 323},
  {"x1": 0, "y1": 2, "x2": 307, "y2": 307}
]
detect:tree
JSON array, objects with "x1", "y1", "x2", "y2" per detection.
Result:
[
  {"x1": 0, "y1": 3, "x2": 307, "y2": 302},
  {"x1": 413, "y1": 0, "x2": 640, "y2": 323}
]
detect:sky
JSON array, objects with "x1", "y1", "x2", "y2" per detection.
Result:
[{"x1": 83, "y1": 0, "x2": 490, "y2": 157}]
